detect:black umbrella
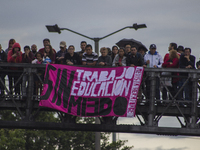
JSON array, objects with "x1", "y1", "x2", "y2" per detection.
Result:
[{"x1": 116, "y1": 38, "x2": 148, "y2": 52}]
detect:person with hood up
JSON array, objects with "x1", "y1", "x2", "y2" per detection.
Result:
[{"x1": 7, "y1": 43, "x2": 22, "y2": 96}]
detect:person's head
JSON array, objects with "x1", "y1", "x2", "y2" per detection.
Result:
[
  {"x1": 168, "y1": 42, "x2": 177, "y2": 51},
  {"x1": 12, "y1": 43, "x2": 21, "y2": 54},
  {"x1": 85, "y1": 44, "x2": 93, "y2": 55},
  {"x1": 43, "y1": 38, "x2": 50, "y2": 47},
  {"x1": 177, "y1": 45, "x2": 184, "y2": 54},
  {"x1": 0, "y1": 44, "x2": 2, "y2": 51},
  {"x1": 31, "y1": 44, "x2": 37, "y2": 53},
  {"x1": 118, "y1": 47, "x2": 125, "y2": 57},
  {"x1": 60, "y1": 41, "x2": 67, "y2": 51},
  {"x1": 138, "y1": 48, "x2": 146, "y2": 56},
  {"x1": 45, "y1": 44, "x2": 53, "y2": 54},
  {"x1": 35, "y1": 52, "x2": 42, "y2": 61},
  {"x1": 130, "y1": 45, "x2": 137, "y2": 55},
  {"x1": 112, "y1": 45, "x2": 119, "y2": 55},
  {"x1": 125, "y1": 44, "x2": 131, "y2": 54},
  {"x1": 68, "y1": 45, "x2": 75, "y2": 55},
  {"x1": 184, "y1": 48, "x2": 191, "y2": 56},
  {"x1": 149, "y1": 44, "x2": 157, "y2": 55},
  {"x1": 100, "y1": 47, "x2": 108, "y2": 57},
  {"x1": 24, "y1": 45, "x2": 30, "y2": 53},
  {"x1": 8, "y1": 39, "x2": 16, "y2": 49},
  {"x1": 80, "y1": 41, "x2": 87, "y2": 51},
  {"x1": 169, "y1": 50, "x2": 179, "y2": 60}
]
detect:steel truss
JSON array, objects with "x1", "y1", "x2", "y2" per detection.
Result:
[{"x1": 0, "y1": 63, "x2": 200, "y2": 136}]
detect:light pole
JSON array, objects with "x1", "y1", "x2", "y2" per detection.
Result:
[
  {"x1": 46, "y1": 23, "x2": 147, "y2": 55},
  {"x1": 46, "y1": 23, "x2": 147, "y2": 150}
]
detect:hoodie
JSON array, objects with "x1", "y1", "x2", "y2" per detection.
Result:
[{"x1": 7, "y1": 43, "x2": 22, "y2": 63}]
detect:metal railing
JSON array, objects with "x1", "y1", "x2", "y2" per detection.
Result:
[{"x1": 0, "y1": 63, "x2": 200, "y2": 136}]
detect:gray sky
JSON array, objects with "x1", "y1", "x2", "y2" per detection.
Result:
[{"x1": 1, "y1": 1, "x2": 200, "y2": 149}]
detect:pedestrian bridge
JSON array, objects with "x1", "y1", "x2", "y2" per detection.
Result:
[{"x1": 0, "y1": 63, "x2": 200, "y2": 136}]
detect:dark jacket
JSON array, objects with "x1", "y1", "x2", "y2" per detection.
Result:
[
  {"x1": 64, "y1": 52, "x2": 81, "y2": 65},
  {"x1": 126, "y1": 52, "x2": 144, "y2": 66},
  {"x1": 179, "y1": 53, "x2": 195, "y2": 76},
  {"x1": 55, "y1": 49, "x2": 68, "y2": 64},
  {"x1": 22, "y1": 51, "x2": 34, "y2": 63},
  {"x1": 196, "y1": 60, "x2": 200, "y2": 68},
  {"x1": 97, "y1": 55, "x2": 112, "y2": 66},
  {"x1": 0, "y1": 50, "x2": 7, "y2": 63},
  {"x1": 0, "y1": 50, "x2": 7, "y2": 70}
]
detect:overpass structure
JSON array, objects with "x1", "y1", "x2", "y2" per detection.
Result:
[{"x1": 0, "y1": 63, "x2": 200, "y2": 136}]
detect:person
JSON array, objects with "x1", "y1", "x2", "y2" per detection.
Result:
[
  {"x1": 77, "y1": 41, "x2": 87, "y2": 60},
  {"x1": 31, "y1": 44, "x2": 37, "y2": 57},
  {"x1": 161, "y1": 50, "x2": 180, "y2": 100},
  {"x1": 32, "y1": 52, "x2": 43, "y2": 64},
  {"x1": 5, "y1": 39, "x2": 16, "y2": 54},
  {"x1": 82, "y1": 44, "x2": 98, "y2": 66},
  {"x1": 196, "y1": 59, "x2": 200, "y2": 69},
  {"x1": 126, "y1": 45, "x2": 144, "y2": 67},
  {"x1": 0, "y1": 44, "x2": 7, "y2": 96},
  {"x1": 32, "y1": 52, "x2": 44, "y2": 97},
  {"x1": 38, "y1": 38, "x2": 56, "y2": 56},
  {"x1": 22, "y1": 46, "x2": 34, "y2": 97},
  {"x1": 179, "y1": 48, "x2": 195, "y2": 102},
  {"x1": 22, "y1": 46, "x2": 34, "y2": 63},
  {"x1": 43, "y1": 44, "x2": 56, "y2": 64},
  {"x1": 138, "y1": 47, "x2": 147, "y2": 57},
  {"x1": 55, "y1": 41, "x2": 68, "y2": 64},
  {"x1": 64, "y1": 45, "x2": 81, "y2": 65},
  {"x1": 106, "y1": 47, "x2": 112, "y2": 56},
  {"x1": 112, "y1": 47, "x2": 126, "y2": 66},
  {"x1": 163, "y1": 43, "x2": 178, "y2": 63},
  {"x1": 7, "y1": 43, "x2": 22, "y2": 96},
  {"x1": 177, "y1": 45, "x2": 184, "y2": 54},
  {"x1": 125, "y1": 44, "x2": 131, "y2": 55},
  {"x1": 162, "y1": 43, "x2": 179, "y2": 100},
  {"x1": 111, "y1": 45, "x2": 119, "y2": 62},
  {"x1": 5, "y1": 39, "x2": 16, "y2": 93},
  {"x1": 97, "y1": 47, "x2": 112, "y2": 66},
  {"x1": 144, "y1": 44, "x2": 163, "y2": 101},
  {"x1": 126, "y1": 45, "x2": 144, "y2": 100}
]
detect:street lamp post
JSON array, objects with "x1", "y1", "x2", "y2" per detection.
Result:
[
  {"x1": 46, "y1": 23, "x2": 147, "y2": 55},
  {"x1": 46, "y1": 23, "x2": 147, "y2": 150}
]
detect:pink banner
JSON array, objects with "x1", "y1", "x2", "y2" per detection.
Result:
[{"x1": 39, "y1": 64, "x2": 144, "y2": 117}]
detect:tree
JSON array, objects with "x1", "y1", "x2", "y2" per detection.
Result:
[{"x1": 0, "y1": 110, "x2": 133, "y2": 150}]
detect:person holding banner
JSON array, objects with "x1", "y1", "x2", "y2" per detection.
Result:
[
  {"x1": 97, "y1": 47, "x2": 112, "y2": 66},
  {"x1": 82, "y1": 44, "x2": 98, "y2": 66},
  {"x1": 112, "y1": 47, "x2": 126, "y2": 66},
  {"x1": 64, "y1": 45, "x2": 81, "y2": 65},
  {"x1": 126, "y1": 45, "x2": 144, "y2": 67}
]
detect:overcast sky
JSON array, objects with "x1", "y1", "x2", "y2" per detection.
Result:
[{"x1": 1, "y1": 0, "x2": 200, "y2": 149}]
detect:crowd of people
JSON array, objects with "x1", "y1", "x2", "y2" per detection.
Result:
[{"x1": 0, "y1": 38, "x2": 199, "y2": 104}]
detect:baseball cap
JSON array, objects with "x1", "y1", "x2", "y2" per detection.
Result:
[
  {"x1": 149, "y1": 44, "x2": 156, "y2": 49},
  {"x1": 60, "y1": 41, "x2": 66, "y2": 47}
]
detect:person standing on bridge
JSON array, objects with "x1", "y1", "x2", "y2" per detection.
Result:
[
  {"x1": 82, "y1": 44, "x2": 98, "y2": 66},
  {"x1": 143, "y1": 44, "x2": 163, "y2": 102},
  {"x1": 162, "y1": 43, "x2": 179, "y2": 101},
  {"x1": 179, "y1": 47, "x2": 195, "y2": 102},
  {"x1": 97, "y1": 47, "x2": 112, "y2": 66},
  {"x1": 0, "y1": 44, "x2": 7, "y2": 97}
]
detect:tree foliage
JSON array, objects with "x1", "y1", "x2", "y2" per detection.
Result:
[{"x1": 0, "y1": 110, "x2": 133, "y2": 150}]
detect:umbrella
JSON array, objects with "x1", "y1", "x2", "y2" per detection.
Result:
[{"x1": 116, "y1": 38, "x2": 148, "y2": 52}]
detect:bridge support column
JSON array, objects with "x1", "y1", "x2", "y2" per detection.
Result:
[
  {"x1": 148, "y1": 72, "x2": 156, "y2": 126},
  {"x1": 25, "y1": 68, "x2": 34, "y2": 120},
  {"x1": 191, "y1": 73, "x2": 198, "y2": 128}
]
